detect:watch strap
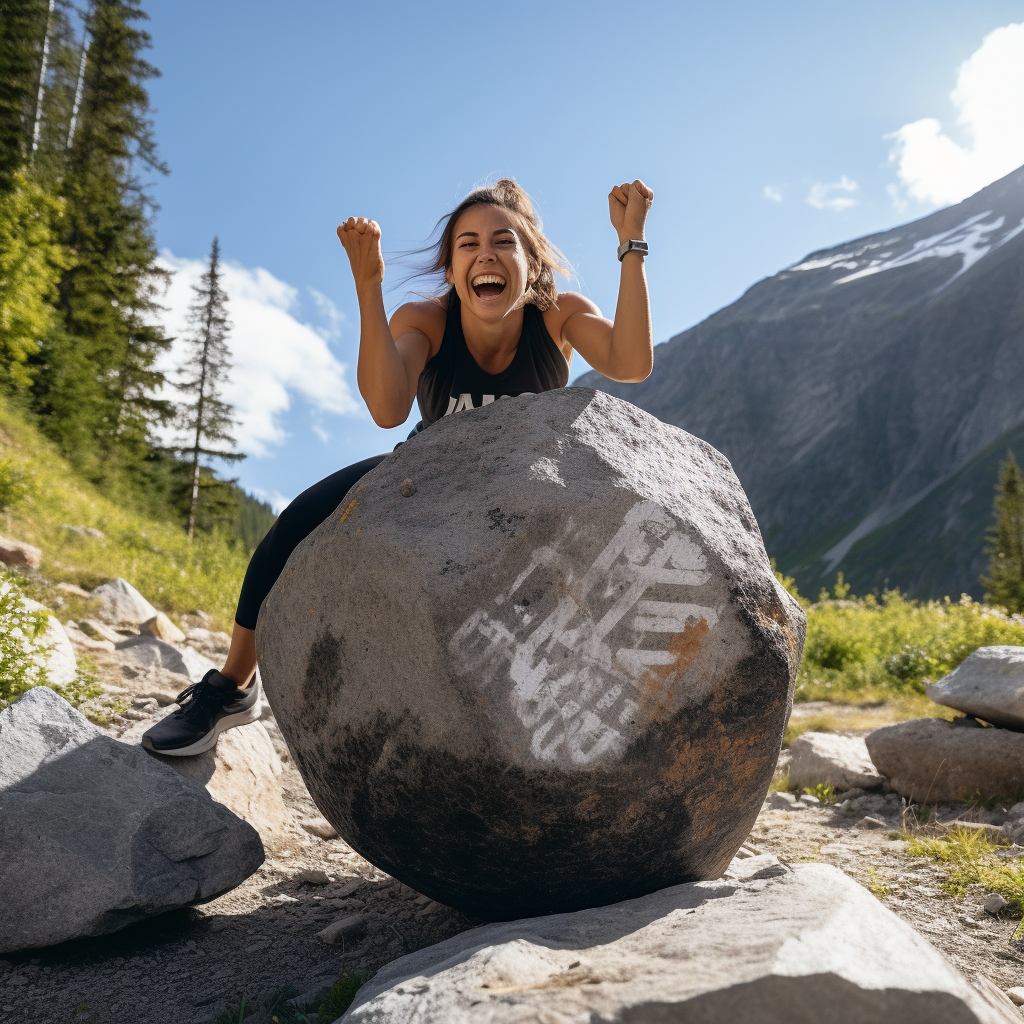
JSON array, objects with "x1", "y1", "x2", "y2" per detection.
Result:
[{"x1": 617, "y1": 238, "x2": 649, "y2": 261}]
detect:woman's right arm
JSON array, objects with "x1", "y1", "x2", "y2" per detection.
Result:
[{"x1": 337, "y1": 217, "x2": 432, "y2": 428}]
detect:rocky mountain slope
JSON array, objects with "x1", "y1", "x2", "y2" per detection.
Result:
[{"x1": 577, "y1": 163, "x2": 1024, "y2": 599}]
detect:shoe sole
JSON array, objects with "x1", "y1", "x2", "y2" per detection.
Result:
[{"x1": 144, "y1": 686, "x2": 263, "y2": 757}]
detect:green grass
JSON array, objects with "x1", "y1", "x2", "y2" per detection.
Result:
[
  {"x1": 790, "y1": 574, "x2": 1024, "y2": 704},
  {"x1": 903, "y1": 825, "x2": 1024, "y2": 911},
  {"x1": 215, "y1": 973, "x2": 370, "y2": 1024},
  {"x1": 0, "y1": 397, "x2": 249, "y2": 630}
]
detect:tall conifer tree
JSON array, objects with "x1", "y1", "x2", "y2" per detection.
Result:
[
  {"x1": 981, "y1": 451, "x2": 1024, "y2": 613},
  {"x1": 29, "y1": 0, "x2": 171, "y2": 480},
  {"x1": 0, "y1": 0, "x2": 48, "y2": 192},
  {"x1": 177, "y1": 237, "x2": 244, "y2": 539}
]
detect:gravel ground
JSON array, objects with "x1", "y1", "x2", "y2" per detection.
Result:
[{"x1": 4, "y1": 690, "x2": 1024, "y2": 1023}]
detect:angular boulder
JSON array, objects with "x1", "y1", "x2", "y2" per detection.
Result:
[
  {"x1": 866, "y1": 717, "x2": 1024, "y2": 802},
  {"x1": 22, "y1": 598, "x2": 78, "y2": 687},
  {"x1": 116, "y1": 634, "x2": 216, "y2": 684},
  {"x1": 928, "y1": 647, "x2": 1024, "y2": 730},
  {"x1": 259, "y1": 389, "x2": 805, "y2": 919},
  {"x1": 0, "y1": 687, "x2": 264, "y2": 952},
  {"x1": 90, "y1": 577, "x2": 157, "y2": 625},
  {"x1": 140, "y1": 611, "x2": 186, "y2": 644},
  {"x1": 337, "y1": 863, "x2": 1015, "y2": 1024},
  {"x1": 145, "y1": 721, "x2": 303, "y2": 857},
  {"x1": 789, "y1": 731, "x2": 883, "y2": 791}
]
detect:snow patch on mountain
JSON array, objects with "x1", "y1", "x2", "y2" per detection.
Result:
[{"x1": 785, "y1": 211, "x2": 1024, "y2": 288}]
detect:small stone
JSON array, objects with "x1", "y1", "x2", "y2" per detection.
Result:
[
  {"x1": 1006, "y1": 987, "x2": 1024, "y2": 1006},
  {"x1": 1007, "y1": 802, "x2": 1024, "y2": 822},
  {"x1": 56, "y1": 582, "x2": 92, "y2": 598},
  {"x1": 61, "y1": 525, "x2": 104, "y2": 541},
  {"x1": 399, "y1": 478, "x2": 417, "y2": 497},
  {"x1": 984, "y1": 892, "x2": 1009, "y2": 914},
  {"x1": 140, "y1": 611, "x2": 186, "y2": 644},
  {"x1": 294, "y1": 868, "x2": 331, "y2": 885},
  {"x1": 767, "y1": 791, "x2": 797, "y2": 810},
  {"x1": 300, "y1": 816, "x2": 339, "y2": 839},
  {"x1": 723, "y1": 853, "x2": 788, "y2": 881},
  {"x1": 801, "y1": 793, "x2": 821, "y2": 806},
  {"x1": 0, "y1": 534, "x2": 41, "y2": 569},
  {"x1": 855, "y1": 816, "x2": 887, "y2": 829},
  {"x1": 840, "y1": 788, "x2": 865, "y2": 799},
  {"x1": 317, "y1": 913, "x2": 367, "y2": 945}
]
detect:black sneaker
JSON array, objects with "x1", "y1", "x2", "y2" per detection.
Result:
[{"x1": 141, "y1": 670, "x2": 261, "y2": 756}]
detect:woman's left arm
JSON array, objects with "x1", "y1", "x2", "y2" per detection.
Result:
[{"x1": 559, "y1": 179, "x2": 654, "y2": 383}]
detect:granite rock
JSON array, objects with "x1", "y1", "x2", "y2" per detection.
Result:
[
  {"x1": 867, "y1": 718, "x2": 1024, "y2": 802},
  {"x1": 90, "y1": 577, "x2": 157, "y2": 626},
  {"x1": 259, "y1": 388, "x2": 805, "y2": 919},
  {"x1": 0, "y1": 687, "x2": 263, "y2": 952},
  {"x1": 337, "y1": 863, "x2": 1015, "y2": 1024},
  {"x1": 928, "y1": 647, "x2": 1024, "y2": 730},
  {"x1": 789, "y1": 731, "x2": 883, "y2": 791}
]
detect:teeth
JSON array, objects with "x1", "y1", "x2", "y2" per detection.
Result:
[{"x1": 472, "y1": 275, "x2": 506, "y2": 286}]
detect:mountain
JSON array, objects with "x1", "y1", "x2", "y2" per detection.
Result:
[{"x1": 576, "y1": 164, "x2": 1024, "y2": 600}]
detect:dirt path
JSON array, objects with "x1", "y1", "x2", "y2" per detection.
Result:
[{"x1": 2, "y1": 700, "x2": 1023, "y2": 1023}]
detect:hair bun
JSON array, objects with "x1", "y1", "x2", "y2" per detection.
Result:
[{"x1": 493, "y1": 178, "x2": 535, "y2": 221}]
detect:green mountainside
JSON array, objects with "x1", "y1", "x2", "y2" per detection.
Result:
[{"x1": 0, "y1": 397, "x2": 261, "y2": 628}]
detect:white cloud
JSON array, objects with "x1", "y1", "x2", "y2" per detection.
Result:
[
  {"x1": 807, "y1": 175, "x2": 859, "y2": 211},
  {"x1": 763, "y1": 185, "x2": 783, "y2": 203},
  {"x1": 250, "y1": 488, "x2": 293, "y2": 514},
  {"x1": 888, "y1": 22, "x2": 1024, "y2": 207},
  {"x1": 156, "y1": 251, "x2": 360, "y2": 458}
]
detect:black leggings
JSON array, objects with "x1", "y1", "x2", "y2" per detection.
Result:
[{"x1": 235, "y1": 454, "x2": 388, "y2": 630}]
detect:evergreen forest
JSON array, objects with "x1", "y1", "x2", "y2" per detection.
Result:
[{"x1": 0, "y1": 0, "x2": 274, "y2": 545}]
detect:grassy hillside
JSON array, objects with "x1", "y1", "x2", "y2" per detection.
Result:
[{"x1": 0, "y1": 397, "x2": 251, "y2": 630}]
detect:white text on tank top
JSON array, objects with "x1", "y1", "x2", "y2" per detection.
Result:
[{"x1": 444, "y1": 392, "x2": 536, "y2": 415}]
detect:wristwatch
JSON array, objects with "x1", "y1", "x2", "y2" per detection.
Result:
[{"x1": 617, "y1": 239, "x2": 649, "y2": 261}]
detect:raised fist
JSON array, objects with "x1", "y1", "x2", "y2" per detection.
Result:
[
  {"x1": 608, "y1": 180, "x2": 654, "y2": 245},
  {"x1": 337, "y1": 216, "x2": 385, "y2": 288}
]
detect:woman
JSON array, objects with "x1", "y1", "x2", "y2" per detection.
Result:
[{"x1": 143, "y1": 176, "x2": 654, "y2": 756}]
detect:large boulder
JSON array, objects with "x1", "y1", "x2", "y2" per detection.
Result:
[
  {"x1": 866, "y1": 717, "x2": 1024, "y2": 802},
  {"x1": 928, "y1": 647, "x2": 1024, "y2": 730},
  {"x1": 90, "y1": 577, "x2": 157, "y2": 625},
  {"x1": 133, "y1": 720, "x2": 303, "y2": 857},
  {"x1": 0, "y1": 687, "x2": 263, "y2": 952},
  {"x1": 337, "y1": 863, "x2": 1016, "y2": 1024},
  {"x1": 259, "y1": 389, "x2": 805, "y2": 919},
  {"x1": 788, "y1": 731, "x2": 883, "y2": 791}
]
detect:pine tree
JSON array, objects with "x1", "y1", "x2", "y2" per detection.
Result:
[
  {"x1": 28, "y1": 0, "x2": 172, "y2": 480},
  {"x1": 981, "y1": 451, "x2": 1024, "y2": 613},
  {"x1": 176, "y1": 237, "x2": 244, "y2": 540},
  {"x1": 0, "y1": 0, "x2": 49, "y2": 193}
]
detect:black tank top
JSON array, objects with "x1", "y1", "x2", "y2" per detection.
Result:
[{"x1": 416, "y1": 289, "x2": 570, "y2": 426}]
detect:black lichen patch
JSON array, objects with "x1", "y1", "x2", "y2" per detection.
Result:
[{"x1": 486, "y1": 507, "x2": 527, "y2": 534}]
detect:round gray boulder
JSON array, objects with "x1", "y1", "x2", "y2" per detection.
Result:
[{"x1": 257, "y1": 388, "x2": 805, "y2": 919}]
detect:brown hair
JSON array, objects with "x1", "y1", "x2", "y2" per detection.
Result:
[{"x1": 419, "y1": 178, "x2": 569, "y2": 311}]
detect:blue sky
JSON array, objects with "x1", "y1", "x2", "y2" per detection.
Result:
[{"x1": 143, "y1": 0, "x2": 1024, "y2": 509}]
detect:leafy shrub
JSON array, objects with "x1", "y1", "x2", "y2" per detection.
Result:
[
  {"x1": 795, "y1": 586, "x2": 1024, "y2": 702},
  {"x1": 0, "y1": 570, "x2": 50, "y2": 706},
  {"x1": 0, "y1": 455, "x2": 30, "y2": 513}
]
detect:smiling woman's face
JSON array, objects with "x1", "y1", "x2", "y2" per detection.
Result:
[{"x1": 447, "y1": 204, "x2": 532, "y2": 321}]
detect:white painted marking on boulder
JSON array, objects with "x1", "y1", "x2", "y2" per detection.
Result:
[{"x1": 451, "y1": 500, "x2": 720, "y2": 765}]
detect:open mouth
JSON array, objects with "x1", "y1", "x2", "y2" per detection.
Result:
[{"x1": 472, "y1": 274, "x2": 507, "y2": 299}]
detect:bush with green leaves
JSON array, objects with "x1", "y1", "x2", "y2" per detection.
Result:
[
  {"x1": 0, "y1": 570, "x2": 50, "y2": 707},
  {"x1": 795, "y1": 583, "x2": 1024, "y2": 702},
  {"x1": 0, "y1": 455, "x2": 30, "y2": 513}
]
